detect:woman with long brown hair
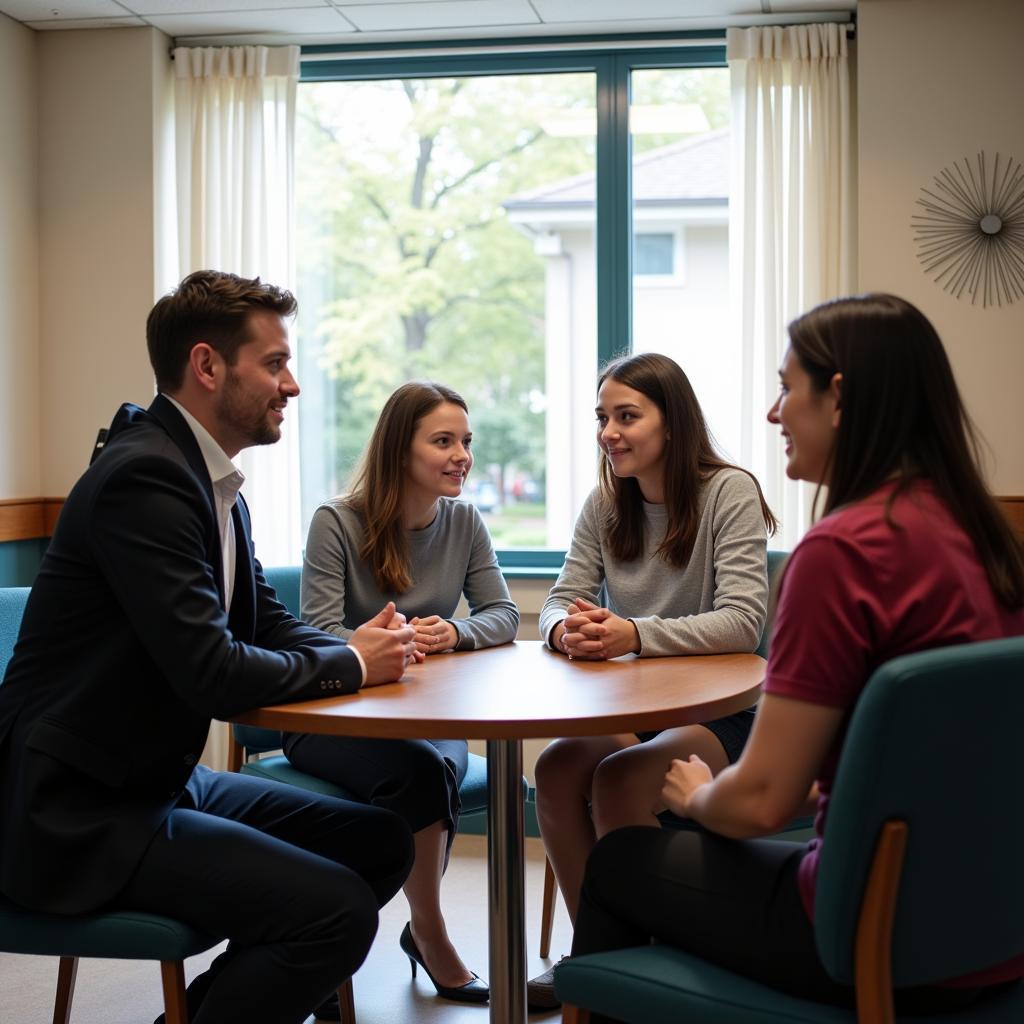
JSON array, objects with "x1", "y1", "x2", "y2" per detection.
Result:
[
  {"x1": 528, "y1": 352, "x2": 776, "y2": 1008},
  {"x1": 569, "y1": 295, "x2": 1024, "y2": 1013},
  {"x1": 284, "y1": 381, "x2": 519, "y2": 1007}
]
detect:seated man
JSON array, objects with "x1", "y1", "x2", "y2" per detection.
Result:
[{"x1": 0, "y1": 270, "x2": 418, "y2": 1024}]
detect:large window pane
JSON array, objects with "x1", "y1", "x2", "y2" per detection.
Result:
[
  {"x1": 296, "y1": 73, "x2": 596, "y2": 552},
  {"x1": 629, "y1": 68, "x2": 737, "y2": 460}
]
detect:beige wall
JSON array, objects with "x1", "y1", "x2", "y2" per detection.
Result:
[
  {"x1": 858, "y1": 0, "x2": 1024, "y2": 493},
  {"x1": 0, "y1": 15, "x2": 40, "y2": 497},
  {"x1": 37, "y1": 27, "x2": 171, "y2": 495}
]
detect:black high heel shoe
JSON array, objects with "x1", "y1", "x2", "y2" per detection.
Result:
[{"x1": 399, "y1": 922, "x2": 489, "y2": 1004}]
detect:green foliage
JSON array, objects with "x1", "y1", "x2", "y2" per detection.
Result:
[{"x1": 296, "y1": 73, "x2": 595, "y2": 497}]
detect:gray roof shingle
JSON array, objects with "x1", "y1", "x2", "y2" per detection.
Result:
[{"x1": 505, "y1": 128, "x2": 728, "y2": 209}]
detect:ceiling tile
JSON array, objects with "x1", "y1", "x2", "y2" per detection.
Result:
[
  {"x1": 534, "y1": 0, "x2": 755, "y2": 21},
  {"x1": 147, "y1": 4, "x2": 353, "y2": 33},
  {"x1": 0, "y1": 0, "x2": 127, "y2": 18},
  {"x1": 130, "y1": 0, "x2": 329, "y2": 13},
  {"x1": 25, "y1": 14, "x2": 146, "y2": 25},
  {"x1": 342, "y1": 0, "x2": 539, "y2": 32}
]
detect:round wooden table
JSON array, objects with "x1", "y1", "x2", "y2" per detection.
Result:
[{"x1": 233, "y1": 640, "x2": 765, "y2": 1024}]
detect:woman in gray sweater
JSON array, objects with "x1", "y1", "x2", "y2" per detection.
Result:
[
  {"x1": 284, "y1": 382, "x2": 519, "y2": 1006},
  {"x1": 528, "y1": 352, "x2": 775, "y2": 1009}
]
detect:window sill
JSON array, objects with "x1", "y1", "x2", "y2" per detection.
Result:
[{"x1": 501, "y1": 566, "x2": 561, "y2": 581}]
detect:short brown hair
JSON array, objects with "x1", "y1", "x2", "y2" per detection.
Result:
[{"x1": 146, "y1": 270, "x2": 297, "y2": 392}]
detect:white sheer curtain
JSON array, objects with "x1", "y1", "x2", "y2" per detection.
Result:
[
  {"x1": 727, "y1": 24, "x2": 855, "y2": 549},
  {"x1": 173, "y1": 44, "x2": 302, "y2": 568},
  {"x1": 173, "y1": 45, "x2": 300, "y2": 769}
]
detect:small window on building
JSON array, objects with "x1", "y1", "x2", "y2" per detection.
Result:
[{"x1": 635, "y1": 233, "x2": 675, "y2": 275}]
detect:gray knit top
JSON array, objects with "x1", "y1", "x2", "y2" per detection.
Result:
[
  {"x1": 539, "y1": 468, "x2": 768, "y2": 656},
  {"x1": 301, "y1": 496, "x2": 520, "y2": 651}
]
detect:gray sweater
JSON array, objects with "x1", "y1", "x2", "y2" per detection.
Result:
[
  {"x1": 301, "y1": 496, "x2": 520, "y2": 651},
  {"x1": 539, "y1": 469, "x2": 768, "y2": 656}
]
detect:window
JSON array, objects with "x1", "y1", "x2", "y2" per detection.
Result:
[
  {"x1": 635, "y1": 233, "x2": 676, "y2": 276},
  {"x1": 294, "y1": 42, "x2": 729, "y2": 560}
]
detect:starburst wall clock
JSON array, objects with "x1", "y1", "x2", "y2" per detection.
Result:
[{"x1": 911, "y1": 151, "x2": 1024, "y2": 308}]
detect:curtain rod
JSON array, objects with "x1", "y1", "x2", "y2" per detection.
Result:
[{"x1": 169, "y1": 20, "x2": 854, "y2": 61}]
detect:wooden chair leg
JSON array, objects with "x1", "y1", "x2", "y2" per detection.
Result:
[
  {"x1": 337, "y1": 978, "x2": 356, "y2": 1024},
  {"x1": 52, "y1": 956, "x2": 79, "y2": 1024},
  {"x1": 562, "y1": 1004, "x2": 590, "y2": 1023},
  {"x1": 854, "y1": 820, "x2": 908, "y2": 1024},
  {"x1": 160, "y1": 960, "x2": 189, "y2": 1024},
  {"x1": 540, "y1": 855, "x2": 557, "y2": 957},
  {"x1": 227, "y1": 728, "x2": 244, "y2": 772}
]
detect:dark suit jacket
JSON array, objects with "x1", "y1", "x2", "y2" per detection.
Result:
[{"x1": 0, "y1": 395, "x2": 363, "y2": 913}]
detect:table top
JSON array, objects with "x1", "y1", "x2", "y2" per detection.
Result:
[{"x1": 231, "y1": 641, "x2": 765, "y2": 740}]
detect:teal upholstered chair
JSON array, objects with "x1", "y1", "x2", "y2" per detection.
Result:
[
  {"x1": 556, "y1": 636, "x2": 1024, "y2": 1022},
  {"x1": 539, "y1": 549, "x2": 792, "y2": 958},
  {"x1": 0, "y1": 587, "x2": 218, "y2": 1024}
]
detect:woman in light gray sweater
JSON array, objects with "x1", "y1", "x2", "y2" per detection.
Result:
[
  {"x1": 528, "y1": 352, "x2": 776, "y2": 1009},
  {"x1": 284, "y1": 382, "x2": 518, "y2": 1006}
]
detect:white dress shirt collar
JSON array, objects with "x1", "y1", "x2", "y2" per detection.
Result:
[{"x1": 162, "y1": 395, "x2": 245, "y2": 608}]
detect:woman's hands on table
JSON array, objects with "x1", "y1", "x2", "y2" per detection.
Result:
[
  {"x1": 555, "y1": 598, "x2": 641, "y2": 660},
  {"x1": 409, "y1": 614, "x2": 458, "y2": 655}
]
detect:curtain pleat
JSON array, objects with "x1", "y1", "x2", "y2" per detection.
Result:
[
  {"x1": 173, "y1": 44, "x2": 300, "y2": 769},
  {"x1": 728, "y1": 24, "x2": 855, "y2": 549}
]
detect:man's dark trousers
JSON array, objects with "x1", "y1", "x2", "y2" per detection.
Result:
[{"x1": 112, "y1": 766, "x2": 413, "y2": 1024}]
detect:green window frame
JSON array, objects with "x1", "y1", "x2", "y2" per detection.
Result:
[{"x1": 300, "y1": 33, "x2": 727, "y2": 576}]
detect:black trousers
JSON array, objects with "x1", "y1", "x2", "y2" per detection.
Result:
[
  {"x1": 283, "y1": 733, "x2": 468, "y2": 859},
  {"x1": 572, "y1": 827, "x2": 992, "y2": 1022},
  {"x1": 110, "y1": 765, "x2": 413, "y2": 1024}
]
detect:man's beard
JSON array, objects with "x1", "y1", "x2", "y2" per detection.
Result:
[{"x1": 218, "y1": 370, "x2": 281, "y2": 448}]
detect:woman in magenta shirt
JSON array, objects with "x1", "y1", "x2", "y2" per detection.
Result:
[{"x1": 570, "y1": 293, "x2": 1024, "y2": 1012}]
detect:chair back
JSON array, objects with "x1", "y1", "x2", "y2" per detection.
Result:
[
  {"x1": 0, "y1": 588, "x2": 31, "y2": 681},
  {"x1": 237, "y1": 566, "x2": 304, "y2": 755},
  {"x1": 263, "y1": 565, "x2": 301, "y2": 619},
  {"x1": 815, "y1": 636, "x2": 1024, "y2": 988},
  {"x1": 754, "y1": 549, "x2": 787, "y2": 660}
]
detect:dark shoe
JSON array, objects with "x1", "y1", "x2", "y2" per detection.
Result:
[
  {"x1": 313, "y1": 990, "x2": 340, "y2": 1021},
  {"x1": 399, "y1": 921, "x2": 489, "y2": 1004},
  {"x1": 527, "y1": 956, "x2": 570, "y2": 1011}
]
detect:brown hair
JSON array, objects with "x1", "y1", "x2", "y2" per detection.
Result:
[
  {"x1": 788, "y1": 292, "x2": 1024, "y2": 609},
  {"x1": 598, "y1": 352, "x2": 777, "y2": 565},
  {"x1": 346, "y1": 381, "x2": 469, "y2": 593},
  {"x1": 146, "y1": 270, "x2": 297, "y2": 392}
]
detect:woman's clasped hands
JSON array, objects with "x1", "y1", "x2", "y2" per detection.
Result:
[
  {"x1": 409, "y1": 614, "x2": 459, "y2": 656},
  {"x1": 558, "y1": 597, "x2": 641, "y2": 660}
]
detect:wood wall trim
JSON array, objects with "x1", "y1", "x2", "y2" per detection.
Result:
[
  {"x1": 997, "y1": 496, "x2": 1024, "y2": 540},
  {"x1": 0, "y1": 498, "x2": 66, "y2": 542}
]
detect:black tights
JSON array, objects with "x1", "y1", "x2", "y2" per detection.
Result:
[{"x1": 572, "y1": 827, "x2": 993, "y2": 1021}]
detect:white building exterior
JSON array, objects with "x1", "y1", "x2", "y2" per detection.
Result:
[{"x1": 505, "y1": 129, "x2": 735, "y2": 547}]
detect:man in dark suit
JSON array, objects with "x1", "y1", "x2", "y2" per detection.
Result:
[{"x1": 0, "y1": 270, "x2": 418, "y2": 1023}]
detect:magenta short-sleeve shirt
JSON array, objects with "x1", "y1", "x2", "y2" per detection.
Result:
[{"x1": 764, "y1": 482, "x2": 1024, "y2": 985}]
